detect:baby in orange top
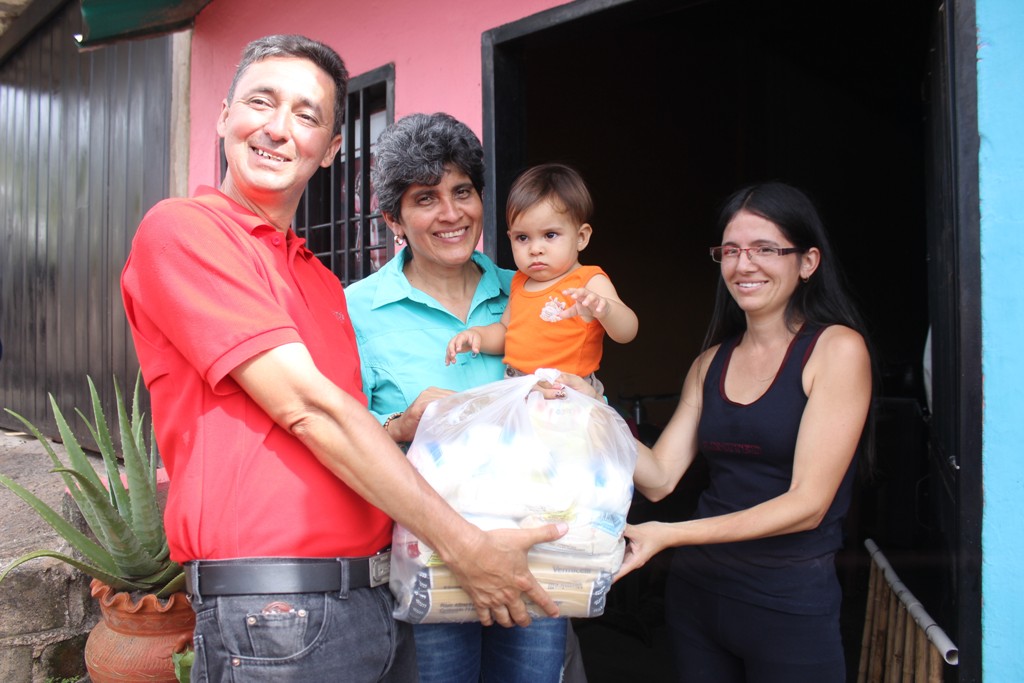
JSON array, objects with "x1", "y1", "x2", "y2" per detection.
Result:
[{"x1": 446, "y1": 163, "x2": 638, "y2": 394}]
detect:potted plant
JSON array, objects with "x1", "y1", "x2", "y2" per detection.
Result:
[{"x1": 0, "y1": 375, "x2": 193, "y2": 683}]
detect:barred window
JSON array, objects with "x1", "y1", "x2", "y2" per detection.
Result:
[{"x1": 295, "y1": 64, "x2": 395, "y2": 285}]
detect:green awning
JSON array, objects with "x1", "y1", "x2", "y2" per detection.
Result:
[{"x1": 74, "y1": 0, "x2": 212, "y2": 48}]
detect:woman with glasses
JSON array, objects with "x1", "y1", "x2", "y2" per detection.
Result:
[{"x1": 616, "y1": 181, "x2": 873, "y2": 682}]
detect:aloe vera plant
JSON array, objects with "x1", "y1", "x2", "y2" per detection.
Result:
[{"x1": 0, "y1": 374, "x2": 183, "y2": 598}]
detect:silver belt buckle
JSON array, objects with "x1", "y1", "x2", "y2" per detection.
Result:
[{"x1": 369, "y1": 551, "x2": 391, "y2": 587}]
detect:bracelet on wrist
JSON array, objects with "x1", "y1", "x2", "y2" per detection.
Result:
[{"x1": 383, "y1": 412, "x2": 404, "y2": 437}]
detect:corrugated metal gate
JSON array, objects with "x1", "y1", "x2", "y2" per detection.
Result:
[{"x1": 0, "y1": 2, "x2": 172, "y2": 440}]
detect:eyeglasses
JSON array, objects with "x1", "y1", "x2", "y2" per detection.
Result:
[{"x1": 709, "y1": 245, "x2": 802, "y2": 263}]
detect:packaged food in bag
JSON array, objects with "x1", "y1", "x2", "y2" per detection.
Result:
[{"x1": 390, "y1": 369, "x2": 637, "y2": 623}]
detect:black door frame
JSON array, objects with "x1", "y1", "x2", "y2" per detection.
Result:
[
  {"x1": 941, "y1": 1, "x2": 982, "y2": 679},
  {"x1": 481, "y1": 0, "x2": 641, "y2": 265},
  {"x1": 481, "y1": 0, "x2": 982, "y2": 679}
]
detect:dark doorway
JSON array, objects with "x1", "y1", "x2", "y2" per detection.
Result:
[{"x1": 484, "y1": 0, "x2": 973, "y2": 680}]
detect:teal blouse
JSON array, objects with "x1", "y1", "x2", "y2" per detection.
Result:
[{"x1": 344, "y1": 250, "x2": 513, "y2": 422}]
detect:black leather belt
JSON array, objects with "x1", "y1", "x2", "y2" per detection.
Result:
[{"x1": 184, "y1": 552, "x2": 391, "y2": 603}]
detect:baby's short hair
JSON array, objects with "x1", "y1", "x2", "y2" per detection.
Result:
[{"x1": 506, "y1": 163, "x2": 593, "y2": 228}]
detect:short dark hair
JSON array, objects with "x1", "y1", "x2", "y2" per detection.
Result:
[
  {"x1": 506, "y1": 163, "x2": 593, "y2": 228},
  {"x1": 370, "y1": 113, "x2": 485, "y2": 222},
  {"x1": 227, "y1": 34, "x2": 348, "y2": 136}
]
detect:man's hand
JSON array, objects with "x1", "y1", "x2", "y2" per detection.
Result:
[{"x1": 445, "y1": 522, "x2": 568, "y2": 627}]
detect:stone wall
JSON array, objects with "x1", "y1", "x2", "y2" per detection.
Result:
[
  {"x1": 0, "y1": 430, "x2": 100, "y2": 682},
  {"x1": 0, "y1": 556, "x2": 98, "y2": 682}
]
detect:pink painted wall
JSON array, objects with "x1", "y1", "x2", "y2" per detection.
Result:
[{"x1": 187, "y1": 0, "x2": 569, "y2": 193}]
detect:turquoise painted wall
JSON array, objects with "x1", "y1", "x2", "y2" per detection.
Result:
[{"x1": 978, "y1": 0, "x2": 1024, "y2": 679}]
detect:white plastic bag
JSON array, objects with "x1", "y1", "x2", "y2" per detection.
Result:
[{"x1": 390, "y1": 369, "x2": 637, "y2": 623}]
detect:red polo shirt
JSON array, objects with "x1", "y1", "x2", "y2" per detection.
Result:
[{"x1": 121, "y1": 187, "x2": 392, "y2": 562}]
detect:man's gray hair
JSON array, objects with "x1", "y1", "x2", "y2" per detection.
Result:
[{"x1": 227, "y1": 34, "x2": 348, "y2": 136}]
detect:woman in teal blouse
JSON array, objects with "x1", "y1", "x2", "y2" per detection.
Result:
[{"x1": 345, "y1": 112, "x2": 576, "y2": 683}]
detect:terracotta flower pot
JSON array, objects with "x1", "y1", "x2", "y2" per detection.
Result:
[{"x1": 84, "y1": 579, "x2": 196, "y2": 683}]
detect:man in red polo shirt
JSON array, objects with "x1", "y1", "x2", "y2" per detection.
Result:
[{"x1": 121, "y1": 34, "x2": 565, "y2": 681}]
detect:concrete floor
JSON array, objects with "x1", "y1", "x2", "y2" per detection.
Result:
[{"x1": 0, "y1": 429, "x2": 70, "y2": 559}]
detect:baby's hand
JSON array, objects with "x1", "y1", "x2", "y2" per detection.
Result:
[
  {"x1": 446, "y1": 330, "x2": 483, "y2": 365},
  {"x1": 560, "y1": 287, "x2": 608, "y2": 321}
]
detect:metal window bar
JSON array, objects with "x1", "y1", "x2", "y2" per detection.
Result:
[
  {"x1": 294, "y1": 64, "x2": 394, "y2": 285},
  {"x1": 295, "y1": 158, "x2": 337, "y2": 273},
  {"x1": 342, "y1": 84, "x2": 362, "y2": 283},
  {"x1": 857, "y1": 538, "x2": 958, "y2": 683},
  {"x1": 345, "y1": 69, "x2": 393, "y2": 285}
]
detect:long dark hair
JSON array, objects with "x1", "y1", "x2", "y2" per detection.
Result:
[
  {"x1": 703, "y1": 181, "x2": 876, "y2": 472},
  {"x1": 703, "y1": 181, "x2": 869, "y2": 350}
]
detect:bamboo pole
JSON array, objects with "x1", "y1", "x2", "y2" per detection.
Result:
[
  {"x1": 928, "y1": 643, "x2": 943, "y2": 683},
  {"x1": 884, "y1": 591, "x2": 896, "y2": 683},
  {"x1": 914, "y1": 624, "x2": 928, "y2": 683},
  {"x1": 902, "y1": 602, "x2": 916, "y2": 683},
  {"x1": 868, "y1": 562, "x2": 891, "y2": 682},
  {"x1": 888, "y1": 599, "x2": 906, "y2": 683},
  {"x1": 857, "y1": 562, "x2": 873, "y2": 682},
  {"x1": 858, "y1": 559, "x2": 879, "y2": 683}
]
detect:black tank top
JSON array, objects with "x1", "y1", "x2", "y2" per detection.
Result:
[{"x1": 670, "y1": 325, "x2": 857, "y2": 615}]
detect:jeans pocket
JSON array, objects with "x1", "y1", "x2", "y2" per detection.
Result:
[
  {"x1": 245, "y1": 605, "x2": 309, "y2": 658},
  {"x1": 207, "y1": 593, "x2": 327, "y2": 664}
]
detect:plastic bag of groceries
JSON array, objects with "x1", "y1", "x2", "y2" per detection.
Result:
[{"x1": 390, "y1": 369, "x2": 637, "y2": 623}]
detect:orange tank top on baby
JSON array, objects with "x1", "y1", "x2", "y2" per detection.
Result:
[{"x1": 503, "y1": 265, "x2": 607, "y2": 377}]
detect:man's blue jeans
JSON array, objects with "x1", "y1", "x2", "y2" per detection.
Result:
[
  {"x1": 412, "y1": 617, "x2": 567, "y2": 683},
  {"x1": 190, "y1": 585, "x2": 417, "y2": 682}
]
